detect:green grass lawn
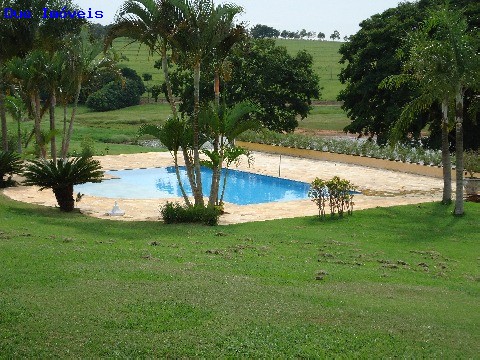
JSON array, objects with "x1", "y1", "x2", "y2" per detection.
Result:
[
  {"x1": 298, "y1": 105, "x2": 351, "y2": 132},
  {"x1": 7, "y1": 103, "x2": 351, "y2": 156},
  {"x1": 0, "y1": 194, "x2": 478, "y2": 357},
  {"x1": 113, "y1": 38, "x2": 345, "y2": 101}
]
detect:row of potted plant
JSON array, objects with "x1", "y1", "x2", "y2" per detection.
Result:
[{"x1": 237, "y1": 130, "x2": 447, "y2": 166}]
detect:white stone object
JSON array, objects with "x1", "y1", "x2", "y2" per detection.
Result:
[{"x1": 107, "y1": 201, "x2": 125, "y2": 216}]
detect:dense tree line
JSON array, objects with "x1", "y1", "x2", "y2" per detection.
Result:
[
  {"x1": 338, "y1": 0, "x2": 479, "y2": 150},
  {"x1": 250, "y1": 24, "x2": 339, "y2": 41}
]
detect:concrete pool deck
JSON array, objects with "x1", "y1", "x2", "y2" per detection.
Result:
[{"x1": 3, "y1": 151, "x2": 445, "y2": 225}]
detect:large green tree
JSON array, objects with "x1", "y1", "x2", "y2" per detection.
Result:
[
  {"x1": 338, "y1": 0, "x2": 480, "y2": 148},
  {"x1": 166, "y1": 38, "x2": 320, "y2": 133},
  {"x1": 338, "y1": 2, "x2": 429, "y2": 145}
]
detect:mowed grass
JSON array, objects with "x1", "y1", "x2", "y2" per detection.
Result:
[
  {"x1": 0, "y1": 194, "x2": 479, "y2": 357},
  {"x1": 7, "y1": 103, "x2": 351, "y2": 156},
  {"x1": 113, "y1": 38, "x2": 345, "y2": 101},
  {"x1": 298, "y1": 105, "x2": 350, "y2": 132},
  {"x1": 8, "y1": 104, "x2": 171, "y2": 156}
]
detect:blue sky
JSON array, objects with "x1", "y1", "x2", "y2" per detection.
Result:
[{"x1": 75, "y1": 0, "x2": 406, "y2": 37}]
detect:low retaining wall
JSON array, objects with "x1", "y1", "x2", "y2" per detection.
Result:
[{"x1": 236, "y1": 141, "x2": 458, "y2": 179}]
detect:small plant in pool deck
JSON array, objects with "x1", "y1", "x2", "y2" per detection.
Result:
[
  {"x1": 309, "y1": 176, "x2": 356, "y2": 219},
  {"x1": 0, "y1": 151, "x2": 23, "y2": 188},
  {"x1": 22, "y1": 156, "x2": 104, "y2": 212}
]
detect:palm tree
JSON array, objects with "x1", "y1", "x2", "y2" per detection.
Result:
[
  {"x1": 139, "y1": 118, "x2": 194, "y2": 206},
  {"x1": 23, "y1": 156, "x2": 104, "y2": 212},
  {"x1": 4, "y1": 95, "x2": 26, "y2": 153},
  {"x1": 199, "y1": 101, "x2": 258, "y2": 206},
  {"x1": 106, "y1": 0, "x2": 181, "y2": 118},
  {"x1": 168, "y1": 0, "x2": 244, "y2": 207},
  {"x1": 411, "y1": 6, "x2": 479, "y2": 215},
  {"x1": 0, "y1": 150, "x2": 23, "y2": 187},
  {"x1": 7, "y1": 50, "x2": 51, "y2": 158},
  {"x1": 382, "y1": 5, "x2": 480, "y2": 213},
  {"x1": 61, "y1": 26, "x2": 118, "y2": 159}
]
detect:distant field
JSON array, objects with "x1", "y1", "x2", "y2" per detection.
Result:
[{"x1": 112, "y1": 38, "x2": 345, "y2": 102}]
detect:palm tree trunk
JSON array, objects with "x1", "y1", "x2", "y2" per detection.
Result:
[
  {"x1": 214, "y1": 70, "x2": 220, "y2": 107},
  {"x1": 31, "y1": 93, "x2": 46, "y2": 159},
  {"x1": 161, "y1": 41, "x2": 177, "y2": 119},
  {"x1": 454, "y1": 89, "x2": 464, "y2": 216},
  {"x1": 49, "y1": 92, "x2": 57, "y2": 162},
  {"x1": 173, "y1": 150, "x2": 192, "y2": 207},
  {"x1": 16, "y1": 112, "x2": 22, "y2": 154},
  {"x1": 192, "y1": 61, "x2": 204, "y2": 206},
  {"x1": 0, "y1": 90, "x2": 8, "y2": 151},
  {"x1": 62, "y1": 81, "x2": 82, "y2": 159},
  {"x1": 219, "y1": 167, "x2": 229, "y2": 205},
  {"x1": 208, "y1": 70, "x2": 223, "y2": 206},
  {"x1": 208, "y1": 136, "x2": 221, "y2": 207},
  {"x1": 441, "y1": 100, "x2": 451, "y2": 204},
  {"x1": 61, "y1": 100, "x2": 68, "y2": 159},
  {"x1": 53, "y1": 184, "x2": 75, "y2": 212},
  {"x1": 182, "y1": 148, "x2": 196, "y2": 198}
]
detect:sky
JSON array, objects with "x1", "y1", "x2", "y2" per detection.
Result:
[{"x1": 74, "y1": 0, "x2": 407, "y2": 38}]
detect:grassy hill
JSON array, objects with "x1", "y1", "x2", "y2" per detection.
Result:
[
  {"x1": 0, "y1": 195, "x2": 479, "y2": 357},
  {"x1": 112, "y1": 38, "x2": 345, "y2": 102}
]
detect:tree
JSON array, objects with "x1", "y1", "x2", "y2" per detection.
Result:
[
  {"x1": 317, "y1": 32, "x2": 325, "y2": 41},
  {"x1": 250, "y1": 24, "x2": 280, "y2": 39},
  {"x1": 1, "y1": 0, "x2": 86, "y2": 155},
  {"x1": 61, "y1": 26, "x2": 117, "y2": 159},
  {"x1": 167, "y1": 38, "x2": 321, "y2": 133},
  {"x1": 338, "y1": 0, "x2": 480, "y2": 148},
  {"x1": 408, "y1": 6, "x2": 479, "y2": 215},
  {"x1": 330, "y1": 30, "x2": 340, "y2": 41},
  {"x1": 23, "y1": 156, "x2": 104, "y2": 212},
  {"x1": 338, "y1": 2, "x2": 430, "y2": 144},
  {"x1": 167, "y1": 0, "x2": 244, "y2": 207},
  {"x1": 199, "y1": 101, "x2": 258, "y2": 206},
  {"x1": 106, "y1": 0, "x2": 181, "y2": 118}
]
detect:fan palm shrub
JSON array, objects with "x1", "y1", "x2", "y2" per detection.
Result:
[
  {"x1": 0, "y1": 151, "x2": 23, "y2": 188},
  {"x1": 23, "y1": 156, "x2": 104, "y2": 212}
]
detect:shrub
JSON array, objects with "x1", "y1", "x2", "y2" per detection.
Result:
[
  {"x1": 23, "y1": 156, "x2": 104, "y2": 212},
  {"x1": 464, "y1": 150, "x2": 480, "y2": 178},
  {"x1": 0, "y1": 151, "x2": 23, "y2": 188},
  {"x1": 308, "y1": 176, "x2": 356, "y2": 219},
  {"x1": 85, "y1": 68, "x2": 146, "y2": 111},
  {"x1": 160, "y1": 202, "x2": 221, "y2": 226}
]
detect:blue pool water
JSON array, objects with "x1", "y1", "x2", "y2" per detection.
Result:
[{"x1": 75, "y1": 166, "x2": 310, "y2": 205}]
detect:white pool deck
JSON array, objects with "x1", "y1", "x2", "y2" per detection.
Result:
[{"x1": 4, "y1": 151, "x2": 445, "y2": 225}]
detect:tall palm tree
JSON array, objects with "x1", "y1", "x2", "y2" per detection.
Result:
[
  {"x1": 168, "y1": 0, "x2": 244, "y2": 207},
  {"x1": 106, "y1": 0, "x2": 181, "y2": 118},
  {"x1": 383, "y1": 5, "x2": 479, "y2": 214},
  {"x1": 7, "y1": 50, "x2": 51, "y2": 158},
  {"x1": 411, "y1": 6, "x2": 479, "y2": 215},
  {"x1": 199, "y1": 101, "x2": 258, "y2": 206},
  {"x1": 61, "y1": 26, "x2": 117, "y2": 159}
]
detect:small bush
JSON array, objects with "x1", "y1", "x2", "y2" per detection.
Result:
[
  {"x1": 80, "y1": 136, "x2": 95, "y2": 157},
  {"x1": 160, "y1": 202, "x2": 221, "y2": 226},
  {"x1": 308, "y1": 176, "x2": 356, "y2": 219}
]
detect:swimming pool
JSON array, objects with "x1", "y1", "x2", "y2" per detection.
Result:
[{"x1": 75, "y1": 166, "x2": 310, "y2": 205}]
